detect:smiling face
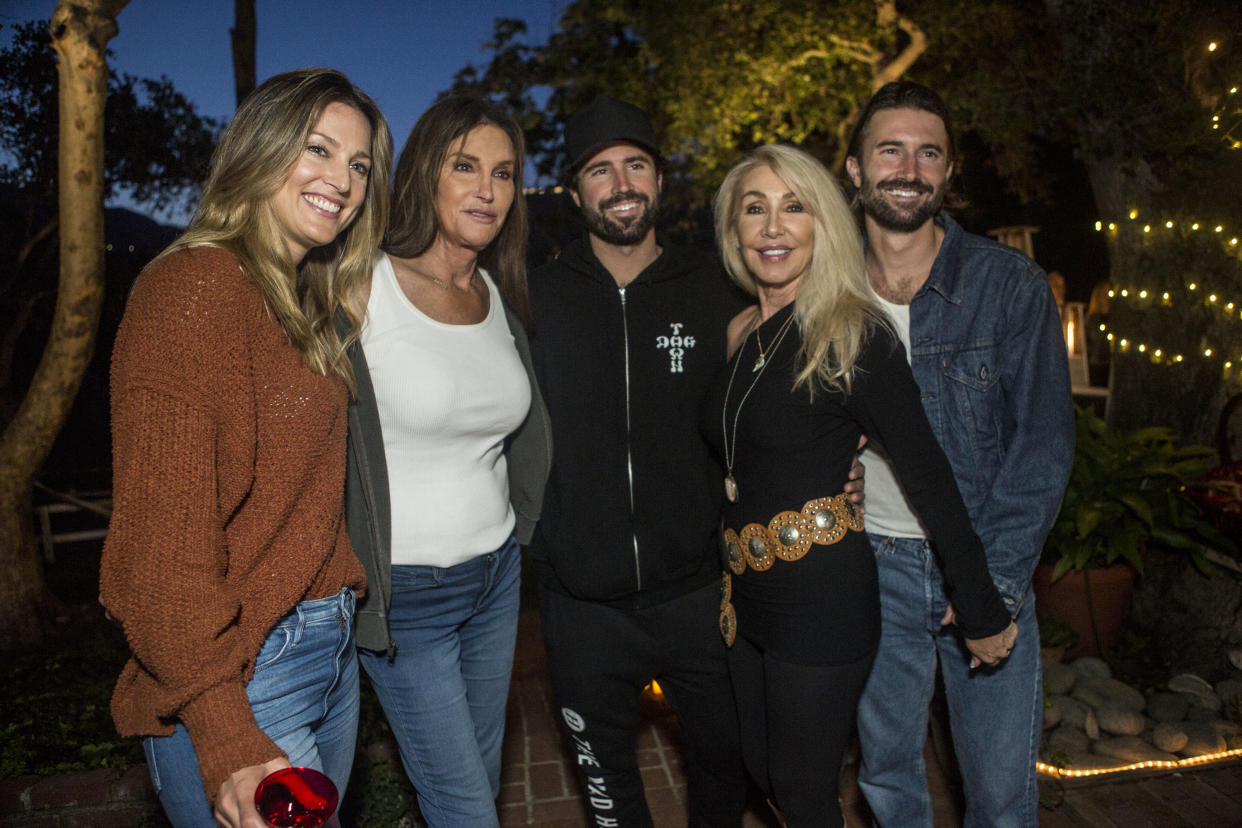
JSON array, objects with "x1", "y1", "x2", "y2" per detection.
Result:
[
  {"x1": 735, "y1": 164, "x2": 814, "y2": 294},
  {"x1": 268, "y1": 101, "x2": 373, "y2": 265},
  {"x1": 572, "y1": 142, "x2": 661, "y2": 246},
  {"x1": 846, "y1": 106, "x2": 953, "y2": 234},
  {"x1": 433, "y1": 123, "x2": 516, "y2": 254}
]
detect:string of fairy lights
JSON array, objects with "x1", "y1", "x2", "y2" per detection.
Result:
[
  {"x1": 1033, "y1": 41, "x2": 1242, "y2": 788},
  {"x1": 1081, "y1": 40, "x2": 1242, "y2": 377},
  {"x1": 1092, "y1": 209, "x2": 1242, "y2": 375},
  {"x1": 1037, "y1": 746, "x2": 1242, "y2": 780},
  {"x1": 1208, "y1": 41, "x2": 1241, "y2": 150}
]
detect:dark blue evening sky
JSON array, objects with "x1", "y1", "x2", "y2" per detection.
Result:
[{"x1": 2, "y1": 0, "x2": 566, "y2": 219}]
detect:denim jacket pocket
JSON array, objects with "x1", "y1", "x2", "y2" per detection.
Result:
[
  {"x1": 941, "y1": 342, "x2": 1000, "y2": 394},
  {"x1": 940, "y1": 344, "x2": 1003, "y2": 443}
]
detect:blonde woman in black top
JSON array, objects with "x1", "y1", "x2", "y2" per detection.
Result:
[{"x1": 708, "y1": 144, "x2": 1016, "y2": 826}]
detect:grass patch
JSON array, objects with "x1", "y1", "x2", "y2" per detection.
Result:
[{"x1": 1, "y1": 549, "x2": 140, "y2": 779}]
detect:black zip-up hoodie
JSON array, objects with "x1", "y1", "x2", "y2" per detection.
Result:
[{"x1": 528, "y1": 235, "x2": 745, "y2": 608}]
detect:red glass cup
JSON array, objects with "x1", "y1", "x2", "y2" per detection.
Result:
[{"x1": 254, "y1": 767, "x2": 338, "y2": 827}]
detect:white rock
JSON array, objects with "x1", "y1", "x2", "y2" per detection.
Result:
[
  {"x1": 1050, "y1": 695, "x2": 1089, "y2": 730},
  {"x1": 1185, "y1": 692, "x2": 1224, "y2": 715},
  {"x1": 1096, "y1": 703, "x2": 1145, "y2": 736},
  {"x1": 1071, "y1": 657, "x2": 1112, "y2": 681},
  {"x1": 1093, "y1": 736, "x2": 1178, "y2": 763},
  {"x1": 1181, "y1": 722, "x2": 1227, "y2": 755},
  {"x1": 1211, "y1": 718, "x2": 1242, "y2": 737},
  {"x1": 1168, "y1": 673, "x2": 1215, "y2": 698},
  {"x1": 1152, "y1": 722, "x2": 1189, "y2": 753},
  {"x1": 1085, "y1": 677, "x2": 1147, "y2": 712},
  {"x1": 1045, "y1": 725, "x2": 1089, "y2": 755},
  {"x1": 1214, "y1": 678, "x2": 1242, "y2": 708},
  {"x1": 1043, "y1": 662, "x2": 1076, "y2": 695},
  {"x1": 1146, "y1": 692, "x2": 1190, "y2": 723},
  {"x1": 1071, "y1": 682, "x2": 1108, "y2": 708}
]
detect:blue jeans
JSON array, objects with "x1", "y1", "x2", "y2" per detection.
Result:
[
  {"x1": 358, "y1": 534, "x2": 520, "y2": 828},
  {"x1": 856, "y1": 535, "x2": 1041, "y2": 828},
  {"x1": 143, "y1": 587, "x2": 359, "y2": 827}
]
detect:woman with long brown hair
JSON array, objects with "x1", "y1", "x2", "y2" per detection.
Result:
[
  {"x1": 101, "y1": 67, "x2": 392, "y2": 828},
  {"x1": 343, "y1": 95, "x2": 550, "y2": 827}
]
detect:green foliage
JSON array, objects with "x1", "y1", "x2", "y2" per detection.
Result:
[
  {"x1": 451, "y1": 0, "x2": 1242, "y2": 219},
  {"x1": 1038, "y1": 619, "x2": 1080, "y2": 649},
  {"x1": 451, "y1": 0, "x2": 913, "y2": 201},
  {"x1": 0, "y1": 611, "x2": 142, "y2": 778},
  {"x1": 1043, "y1": 406, "x2": 1235, "y2": 579},
  {"x1": 913, "y1": 0, "x2": 1242, "y2": 217}
]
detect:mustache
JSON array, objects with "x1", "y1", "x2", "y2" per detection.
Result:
[
  {"x1": 599, "y1": 190, "x2": 651, "y2": 211},
  {"x1": 875, "y1": 177, "x2": 933, "y2": 195}
]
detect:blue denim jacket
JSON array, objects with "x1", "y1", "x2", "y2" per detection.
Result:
[{"x1": 908, "y1": 213, "x2": 1074, "y2": 611}]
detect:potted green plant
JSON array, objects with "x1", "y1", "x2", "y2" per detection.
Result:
[{"x1": 1035, "y1": 406, "x2": 1234, "y2": 656}]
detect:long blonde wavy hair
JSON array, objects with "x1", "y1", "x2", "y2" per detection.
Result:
[
  {"x1": 714, "y1": 144, "x2": 886, "y2": 396},
  {"x1": 160, "y1": 67, "x2": 393, "y2": 394}
]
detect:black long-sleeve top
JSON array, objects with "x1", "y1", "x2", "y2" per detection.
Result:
[{"x1": 706, "y1": 305, "x2": 1010, "y2": 664}]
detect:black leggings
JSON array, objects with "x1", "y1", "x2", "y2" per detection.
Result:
[{"x1": 727, "y1": 634, "x2": 875, "y2": 827}]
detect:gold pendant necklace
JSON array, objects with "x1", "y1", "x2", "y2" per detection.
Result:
[
  {"x1": 419, "y1": 268, "x2": 477, "y2": 291},
  {"x1": 753, "y1": 327, "x2": 768, "y2": 372},
  {"x1": 721, "y1": 310, "x2": 795, "y2": 503}
]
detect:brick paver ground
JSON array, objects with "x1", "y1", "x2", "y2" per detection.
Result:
[{"x1": 4, "y1": 607, "x2": 1240, "y2": 826}]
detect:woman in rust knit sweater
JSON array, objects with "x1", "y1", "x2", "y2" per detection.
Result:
[{"x1": 99, "y1": 68, "x2": 391, "y2": 828}]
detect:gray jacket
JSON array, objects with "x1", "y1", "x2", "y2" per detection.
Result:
[{"x1": 339, "y1": 302, "x2": 552, "y2": 654}]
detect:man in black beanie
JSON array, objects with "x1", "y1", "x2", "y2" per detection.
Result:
[{"x1": 525, "y1": 96, "x2": 749, "y2": 826}]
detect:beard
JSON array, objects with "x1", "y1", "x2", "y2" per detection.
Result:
[
  {"x1": 857, "y1": 169, "x2": 945, "y2": 233},
  {"x1": 581, "y1": 189, "x2": 660, "y2": 246}
]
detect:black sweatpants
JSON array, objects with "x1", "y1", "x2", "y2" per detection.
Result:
[{"x1": 538, "y1": 580, "x2": 746, "y2": 827}]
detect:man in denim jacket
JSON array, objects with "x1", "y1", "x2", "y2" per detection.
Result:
[{"x1": 846, "y1": 82, "x2": 1073, "y2": 827}]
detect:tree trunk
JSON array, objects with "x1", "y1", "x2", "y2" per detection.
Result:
[
  {"x1": 0, "y1": 0, "x2": 128, "y2": 651},
  {"x1": 231, "y1": 0, "x2": 256, "y2": 107},
  {"x1": 1129, "y1": 553, "x2": 1242, "y2": 683}
]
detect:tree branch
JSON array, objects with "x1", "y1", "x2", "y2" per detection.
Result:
[{"x1": 875, "y1": 11, "x2": 927, "y2": 90}]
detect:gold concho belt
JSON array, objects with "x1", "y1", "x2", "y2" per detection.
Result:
[
  {"x1": 721, "y1": 492, "x2": 864, "y2": 576},
  {"x1": 718, "y1": 493, "x2": 864, "y2": 647}
]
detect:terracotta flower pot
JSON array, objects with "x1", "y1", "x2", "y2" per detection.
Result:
[{"x1": 1032, "y1": 562, "x2": 1138, "y2": 658}]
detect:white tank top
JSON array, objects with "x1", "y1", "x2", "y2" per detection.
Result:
[
  {"x1": 362, "y1": 253, "x2": 531, "y2": 566},
  {"x1": 861, "y1": 292, "x2": 927, "y2": 539}
]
